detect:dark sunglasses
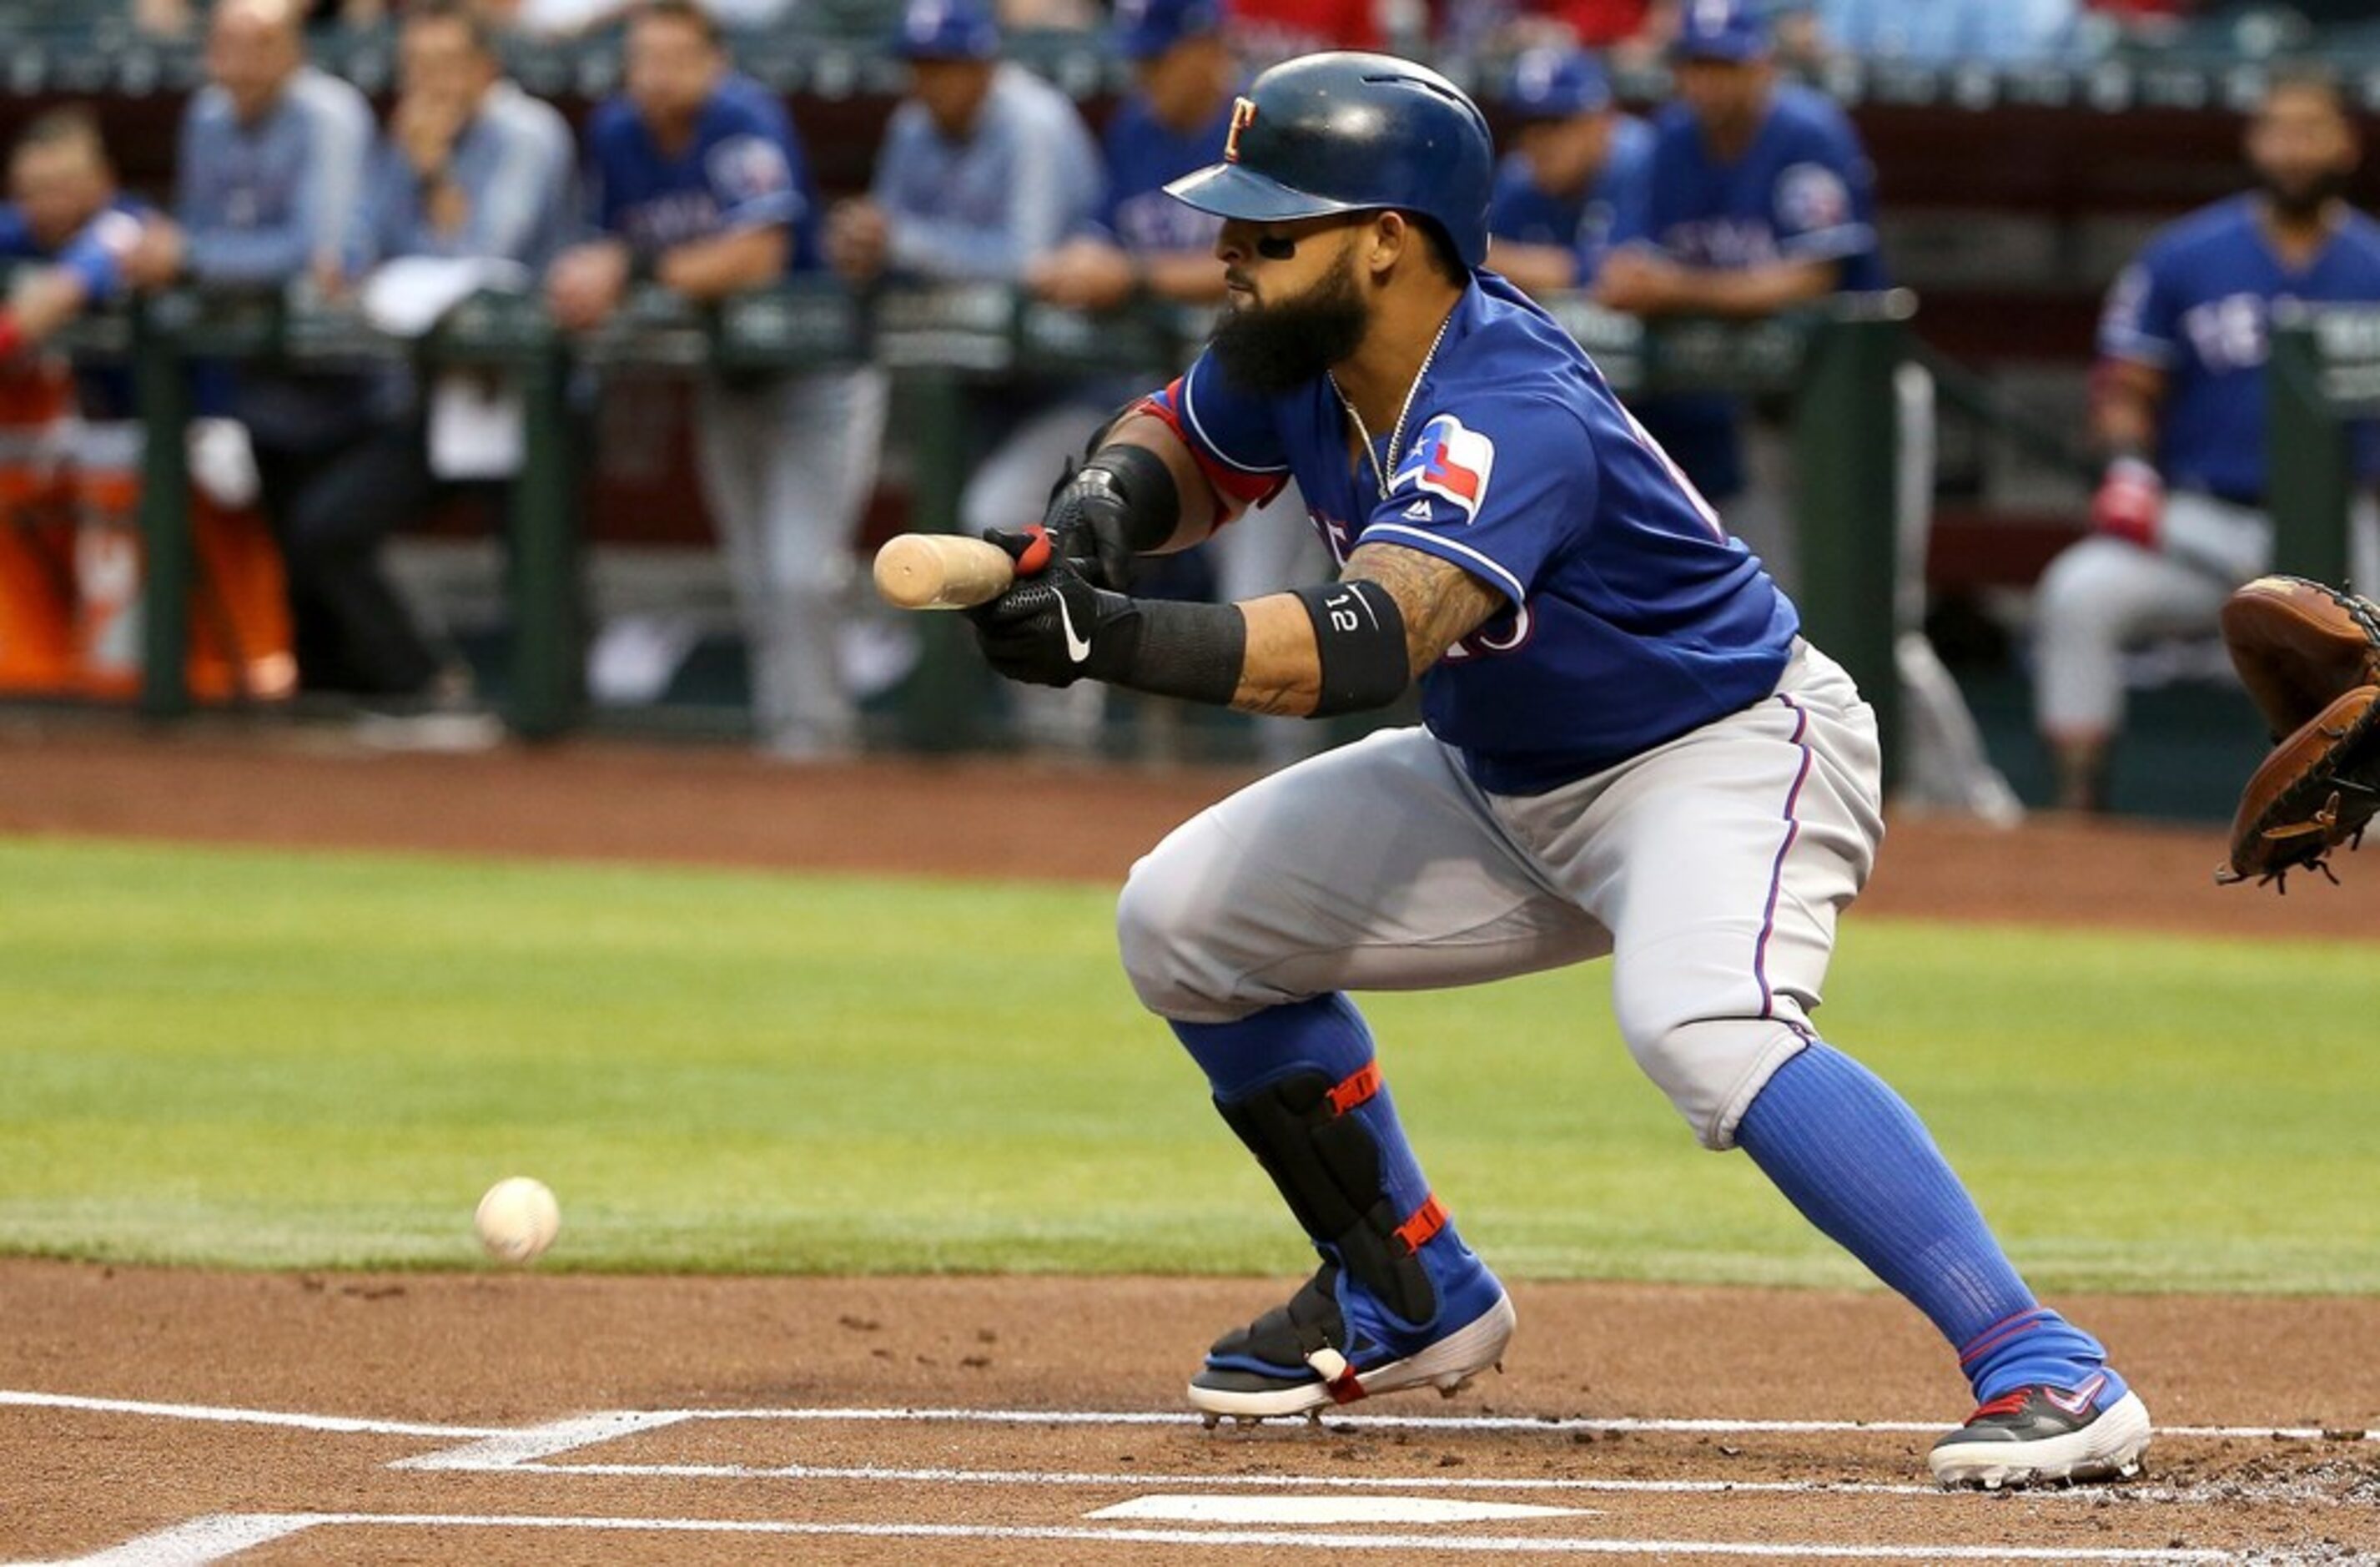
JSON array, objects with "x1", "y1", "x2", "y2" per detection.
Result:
[{"x1": 1250, "y1": 213, "x2": 1370, "y2": 261}]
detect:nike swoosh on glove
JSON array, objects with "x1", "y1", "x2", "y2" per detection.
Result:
[{"x1": 966, "y1": 527, "x2": 1142, "y2": 688}]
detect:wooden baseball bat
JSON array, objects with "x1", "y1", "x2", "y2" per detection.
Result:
[{"x1": 872, "y1": 532, "x2": 1047, "y2": 610}]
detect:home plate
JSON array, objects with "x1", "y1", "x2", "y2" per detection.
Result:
[{"x1": 1088, "y1": 1494, "x2": 1596, "y2": 1525}]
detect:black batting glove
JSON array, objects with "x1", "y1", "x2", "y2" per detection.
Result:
[
  {"x1": 966, "y1": 527, "x2": 1142, "y2": 688},
  {"x1": 1039, "y1": 462, "x2": 1138, "y2": 592}
]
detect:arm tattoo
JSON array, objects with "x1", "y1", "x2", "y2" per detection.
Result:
[{"x1": 1341, "y1": 542, "x2": 1507, "y2": 676}]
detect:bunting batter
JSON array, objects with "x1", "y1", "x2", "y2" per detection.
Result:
[{"x1": 961, "y1": 52, "x2": 2151, "y2": 1489}]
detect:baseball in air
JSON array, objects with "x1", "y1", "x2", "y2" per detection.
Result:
[{"x1": 474, "y1": 1177, "x2": 560, "y2": 1265}]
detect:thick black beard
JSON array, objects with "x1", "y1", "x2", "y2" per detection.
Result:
[
  {"x1": 2259, "y1": 168, "x2": 2352, "y2": 224},
  {"x1": 1207, "y1": 258, "x2": 1369, "y2": 396}
]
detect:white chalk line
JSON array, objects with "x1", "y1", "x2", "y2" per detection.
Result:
[
  {"x1": 27, "y1": 1512, "x2": 2244, "y2": 1566},
  {"x1": 8, "y1": 1388, "x2": 2368, "y2": 1447},
  {"x1": 666, "y1": 1403, "x2": 2378, "y2": 1445},
  {"x1": 0, "y1": 1390, "x2": 497, "y2": 1440},
  {"x1": 488, "y1": 1455, "x2": 1959, "y2": 1498}
]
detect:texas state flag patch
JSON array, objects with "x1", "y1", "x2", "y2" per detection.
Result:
[{"x1": 1391, "y1": 414, "x2": 1494, "y2": 522}]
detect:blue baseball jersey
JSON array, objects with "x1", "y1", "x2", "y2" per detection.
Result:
[
  {"x1": 1145, "y1": 272, "x2": 1798, "y2": 794},
  {"x1": 585, "y1": 74, "x2": 822, "y2": 272},
  {"x1": 1486, "y1": 113, "x2": 1653, "y2": 282},
  {"x1": 0, "y1": 195, "x2": 149, "y2": 419},
  {"x1": 1101, "y1": 92, "x2": 1233, "y2": 254},
  {"x1": 2099, "y1": 194, "x2": 2380, "y2": 499},
  {"x1": 1616, "y1": 84, "x2": 1884, "y2": 500}
]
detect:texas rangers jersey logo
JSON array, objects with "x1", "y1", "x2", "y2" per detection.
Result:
[
  {"x1": 1775, "y1": 162, "x2": 1850, "y2": 234},
  {"x1": 707, "y1": 134, "x2": 792, "y2": 204},
  {"x1": 1391, "y1": 414, "x2": 1495, "y2": 521},
  {"x1": 1225, "y1": 98, "x2": 1257, "y2": 164}
]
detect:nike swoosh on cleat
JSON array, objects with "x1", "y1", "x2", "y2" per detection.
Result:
[{"x1": 1055, "y1": 592, "x2": 1092, "y2": 663}]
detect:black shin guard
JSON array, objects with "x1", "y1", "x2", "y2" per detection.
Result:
[{"x1": 1214, "y1": 1066, "x2": 1444, "y2": 1325}]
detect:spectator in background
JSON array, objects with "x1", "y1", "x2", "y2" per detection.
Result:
[
  {"x1": 1028, "y1": 0, "x2": 1235, "y2": 314},
  {"x1": 1485, "y1": 47, "x2": 1653, "y2": 295},
  {"x1": 825, "y1": 0, "x2": 1106, "y2": 749},
  {"x1": 1596, "y1": 0, "x2": 1883, "y2": 592},
  {"x1": 549, "y1": 0, "x2": 885, "y2": 760},
  {"x1": 827, "y1": 0, "x2": 1104, "y2": 292},
  {"x1": 2034, "y1": 68, "x2": 2380, "y2": 812},
  {"x1": 0, "y1": 109, "x2": 150, "y2": 371},
  {"x1": 250, "y1": 0, "x2": 574, "y2": 715},
  {"x1": 122, "y1": 0, "x2": 382, "y2": 697}
]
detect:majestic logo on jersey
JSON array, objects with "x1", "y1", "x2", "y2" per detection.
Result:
[
  {"x1": 1391, "y1": 415, "x2": 1495, "y2": 521},
  {"x1": 1225, "y1": 98, "x2": 1257, "y2": 164}
]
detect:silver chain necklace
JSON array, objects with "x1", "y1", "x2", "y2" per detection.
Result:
[{"x1": 1331, "y1": 306, "x2": 1456, "y2": 501}]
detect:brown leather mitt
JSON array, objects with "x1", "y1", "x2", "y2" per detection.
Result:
[{"x1": 2217, "y1": 576, "x2": 2380, "y2": 888}]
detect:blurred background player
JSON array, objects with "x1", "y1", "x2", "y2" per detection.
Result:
[
  {"x1": 1484, "y1": 46, "x2": 1651, "y2": 297},
  {"x1": 827, "y1": 0, "x2": 1106, "y2": 750},
  {"x1": 1598, "y1": 0, "x2": 1883, "y2": 597},
  {"x1": 128, "y1": 0, "x2": 378, "y2": 699},
  {"x1": 0, "y1": 109, "x2": 148, "y2": 365},
  {"x1": 267, "y1": 0, "x2": 575, "y2": 719},
  {"x1": 1027, "y1": 0, "x2": 1328, "y2": 765},
  {"x1": 2034, "y1": 68, "x2": 2380, "y2": 813},
  {"x1": 551, "y1": 0, "x2": 885, "y2": 761}
]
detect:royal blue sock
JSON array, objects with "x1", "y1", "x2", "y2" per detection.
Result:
[{"x1": 1736, "y1": 1042, "x2": 2121, "y2": 1406}]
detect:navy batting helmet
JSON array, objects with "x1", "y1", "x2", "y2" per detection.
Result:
[{"x1": 1164, "y1": 52, "x2": 1495, "y2": 270}]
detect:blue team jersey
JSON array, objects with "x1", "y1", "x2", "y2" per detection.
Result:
[
  {"x1": 1147, "y1": 272, "x2": 1798, "y2": 794},
  {"x1": 1486, "y1": 113, "x2": 1653, "y2": 282},
  {"x1": 2099, "y1": 194, "x2": 2380, "y2": 499},
  {"x1": 1101, "y1": 92, "x2": 1233, "y2": 254},
  {"x1": 585, "y1": 74, "x2": 822, "y2": 272},
  {"x1": 1617, "y1": 84, "x2": 1884, "y2": 500},
  {"x1": 0, "y1": 195, "x2": 149, "y2": 419}
]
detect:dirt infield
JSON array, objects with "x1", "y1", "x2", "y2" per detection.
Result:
[
  {"x1": 5, "y1": 723, "x2": 2380, "y2": 1562},
  {"x1": 4, "y1": 1265, "x2": 2379, "y2": 1562}
]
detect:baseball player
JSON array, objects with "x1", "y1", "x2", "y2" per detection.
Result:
[
  {"x1": 0, "y1": 108, "x2": 151, "y2": 399},
  {"x1": 2035, "y1": 68, "x2": 2380, "y2": 814},
  {"x1": 1484, "y1": 47, "x2": 1653, "y2": 295},
  {"x1": 962, "y1": 52, "x2": 2149, "y2": 1489},
  {"x1": 1598, "y1": 0, "x2": 1884, "y2": 594},
  {"x1": 551, "y1": 0, "x2": 886, "y2": 760}
]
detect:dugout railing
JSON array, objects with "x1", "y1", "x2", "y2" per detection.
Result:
[
  {"x1": 2268, "y1": 304, "x2": 2380, "y2": 590},
  {"x1": 39, "y1": 285, "x2": 1912, "y2": 762}
]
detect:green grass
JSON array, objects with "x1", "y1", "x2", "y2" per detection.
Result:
[{"x1": 1, "y1": 834, "x2": 2373, "y2": 1291}]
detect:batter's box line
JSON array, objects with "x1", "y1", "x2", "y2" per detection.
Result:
[
  {"x1": 26, "y1": 1510, "x2": 2247, "y2": 1566},
  {"x1": 9, "y1": 1387, "x2": 2371, "y2": 1451}
]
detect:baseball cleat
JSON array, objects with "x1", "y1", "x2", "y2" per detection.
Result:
[
  {"x1": 1928, "y1": 1378, "x2": 2151, "y2": 1489},
  {"x1": 1187, "y1": 1261, "x2": 1516, "y2": 1422}
]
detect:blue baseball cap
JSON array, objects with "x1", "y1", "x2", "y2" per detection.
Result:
[
  {"x1": 1500, "y1": 48, "x2": 1612, "y2": 120},
  {"x1": 895, "y1": 0, "x2": 999, "y2": 60},
  {"x1": 1115, "y1": 0, "x2": 1224, "y2": 62},
  {"x1": 1673, "y1": 0, "x2": 1771, "y2": 61}
]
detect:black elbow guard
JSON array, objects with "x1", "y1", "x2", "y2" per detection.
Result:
[
  {"x1": 1065, "y1": 441, "x2": 1182, "y2": 557},
  {"x1": 1293, "y1": 580, "x2": 1409, "y2": 717}
]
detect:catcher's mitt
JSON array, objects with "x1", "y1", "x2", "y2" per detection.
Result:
[{"x1": 2216, "y1": 575, "x2": 2380, "y2": 888}]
